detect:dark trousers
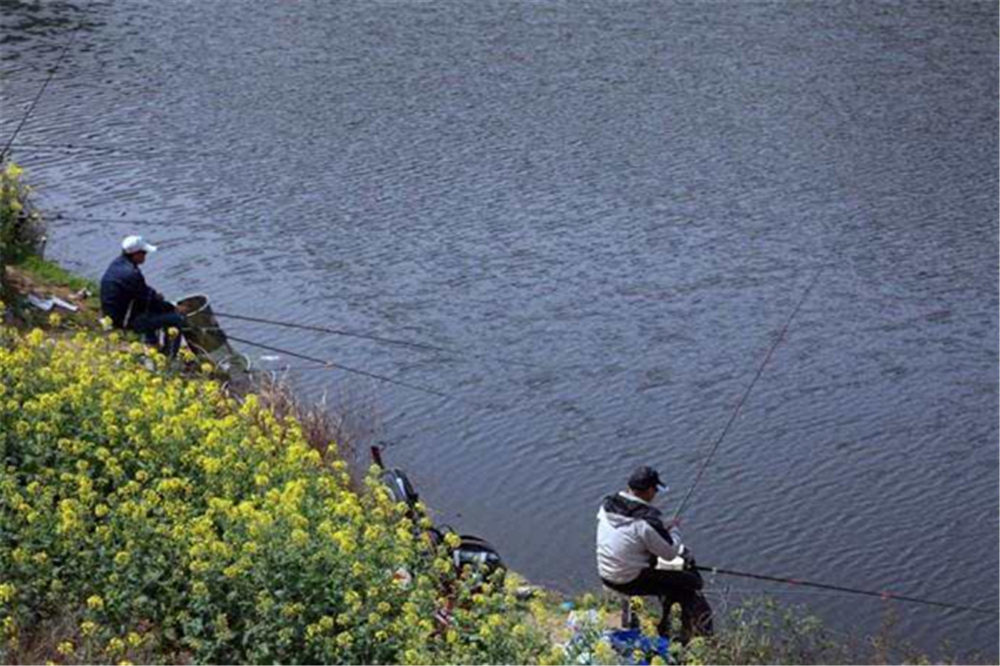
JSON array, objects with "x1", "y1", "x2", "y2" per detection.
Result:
[
  {"x1": 604, "y1": 568, "x2": 714, "y2": 643},
  {"x1": 130, "y1": 311, "x2": 186, "y2": 357}
]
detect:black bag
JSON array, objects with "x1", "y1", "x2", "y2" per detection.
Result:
[
  {"x1": 452, "y1": 534, "x2": 504, "y2": 577},
  {"x1": 381, "y1": 468, "x2": 419, "y2": 512}
]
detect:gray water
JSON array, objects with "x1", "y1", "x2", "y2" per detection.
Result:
[{"x1": 2, "y1": 0, "x2": 997, "y2": 659}]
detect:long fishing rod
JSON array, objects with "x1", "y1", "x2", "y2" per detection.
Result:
[
  {"x1": 0, "y1": 24, "x2": 82, "y2": 162},
  {"x1": 4, "y1": 142, "x2": 155, "y2": 157},
  {"x1": 696, "y1": 564, "x2": 995, "y2": 616},
  {"x1": 214, "y1": 310, "x2": 542, "y2": 369},
  {"x1": 672, "y1": 266, "x2": 825, "y2": 521},
  {"x1": 216, "y1": 311, "x2": 451, "y2": 354},
  {"x1": 51, "y1": 213, "x2": 163, "y2": 226},
  {"x1": 223, "y1": 332, "x2": 452, "y2": 399}
]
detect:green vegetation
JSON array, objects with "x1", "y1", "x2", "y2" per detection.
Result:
[
  {"x1": 0, "y1": 161, "x2": 44, "y2": 269},
  {"x1": 14, "y1": 254, "x2": 97, "y2": 293},
  {"x1": 0, "y1": 322, "x2": 552, "y2": 664}
]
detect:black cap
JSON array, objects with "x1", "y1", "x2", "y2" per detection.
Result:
[{"x1": 628, "y1": 465, "x2": 665, "y2": 492}]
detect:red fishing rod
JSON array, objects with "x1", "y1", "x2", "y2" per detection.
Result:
[
  {"x1": 672, "y1": 266, "x2": 826, "y2": 521},
  {"x1": 0, "y1": 22, "x2": 82, "y2": 162},
  {"x1": 696, "y1": 564, "x2": 995, "y2": 616}
]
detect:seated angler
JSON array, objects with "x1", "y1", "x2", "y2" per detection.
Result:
[
  {"x1": 596, "y1": 465, "x2": 713, "y2": 644},
  {"x1": 100, "y1": 235, "x2": 185, "y2": 356}
]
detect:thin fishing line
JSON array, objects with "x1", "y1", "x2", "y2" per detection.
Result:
[
  {"x1": 214, "y1": 310, "x2": 544, "y2": 369},
  {"x1": 672, "y1": 266, "x2": 825, "y2": 521},
  {"x1": 216, "y1": 311, "x2": 452, "y2": 354},
  {"x1": 5, "y1": 142, "x2": 155, "y2": 157},
  {"x1": 696, "y1": 564, "x2": 995, "y2": 616},
  {"x1": 50, "y1": 213, "x2": 162, "y2": 226},
  {"x1": 0, "y1": 24, "x2": 82, "y2": 162},
  {"x1": 223, "y1": 333, "x2": 452, "y2": 399},
  {"x1": 6, "y1": 141, "x2": 265, "y2": 161}
]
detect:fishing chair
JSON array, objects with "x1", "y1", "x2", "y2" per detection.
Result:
[{"x1": 602, "y1": 586, "x2": 649, "y2": 630}]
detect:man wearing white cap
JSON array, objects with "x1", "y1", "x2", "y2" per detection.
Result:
[{"x1": 100, "y1": 235, "x2": 185, "y2": 356}]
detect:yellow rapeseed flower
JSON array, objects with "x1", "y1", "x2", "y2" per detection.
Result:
[{"x1": 594, "y1": 639, "x2": 616, "y2": 664}]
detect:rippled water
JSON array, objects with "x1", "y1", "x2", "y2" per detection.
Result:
[{"x1": 2, "y1": 0, "x2": 997, "y2": 658}]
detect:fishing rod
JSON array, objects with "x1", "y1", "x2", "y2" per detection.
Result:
[
  {"x1": 696, "y1": 564, "x2": 995, "y2": 616},
  {"x1": 223, "y1": 332, "x2": 452, "y2": 399},
  {"x1": 213, "y1": 310, "x2": 543, "y2": 369},
  {"x1": 672, "y1": 266, "x2": 825, "y2": 521},
  {"x1": 3, "y1": 142, "x2": 155, "y2": 157},
  {"x1": 50, "y1": 213, "x2": 163, "y2": 226},
  {"x1": 0, "y1": 24, "x2": 82, "y2": 162},
  {"x1": 216, "y1": 312, "x2": 452, "y2": 354}
]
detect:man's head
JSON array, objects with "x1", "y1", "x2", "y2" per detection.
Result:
[
  {"x1": 627, "y1": 465, "x2": 666, "y2": 502},
  {"x1": 121, "y1": 235, "x2": 157, "y2": 264}
]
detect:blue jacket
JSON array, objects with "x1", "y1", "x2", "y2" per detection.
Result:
[{"x1": 100, "y1": 254, "x2": 167, "y2": 328}]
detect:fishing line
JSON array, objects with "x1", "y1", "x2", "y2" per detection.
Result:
[
  {"x1": 223, "y1": 333, "x2": 452, "y2": 399},
  {"x1": 216, "y1": 312, "x2": 452, "y2": 354},
  {"x1": 672, "y1": 266, "x2": 825, "y2": 521},
  {"x1": 50, "y1": 213, "x2": 163, "y2": 226},
  {"x1": 0, "y1": 23, "x2": 82, "y2": 162},
  {"x1": 4, "y1": 142, "x2": 157, "y2": 157},
  {"x1": 214, "y1": 310, "x2": 544, "y2": 369},
  {"x1": 5, "y1": 141, "x2": 268, "y2": 161},
  {"x1": 696, "y1": 564, "x2": 995, "y2": 616}
]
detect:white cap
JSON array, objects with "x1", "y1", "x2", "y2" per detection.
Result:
[{"x1": 122, "y1": 235, "x2": 157, "y2": 254}]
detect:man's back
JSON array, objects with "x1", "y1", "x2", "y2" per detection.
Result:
[
  {"x1": 596, "y1": 491, "x2": 681, "y2": 585},
  {"x1": 100, "y1": 254, "x2": 147, "y2": 328}
]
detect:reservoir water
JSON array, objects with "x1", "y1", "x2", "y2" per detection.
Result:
[{"x1": 2, "y1": 1, "x2": 997, "y2": 659}]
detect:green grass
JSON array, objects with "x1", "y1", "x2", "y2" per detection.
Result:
[{"x1": 15, "y1": 254, "x2": 98, "y2": 293}]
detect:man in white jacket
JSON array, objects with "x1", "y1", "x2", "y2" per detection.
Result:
[{"x1": 596, "y1": 466, "x2": 713, "y2": 642}]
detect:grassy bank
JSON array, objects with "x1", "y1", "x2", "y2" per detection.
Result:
[{"x1": 2, "y1": 161, "x2": 959, "y2": 665}]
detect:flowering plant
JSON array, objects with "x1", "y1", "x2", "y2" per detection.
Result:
[{"x1": 0, "y1": 323, "x2": 548, "y2": 664}]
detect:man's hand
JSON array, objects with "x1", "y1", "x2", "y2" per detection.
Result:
[{"x1": 680, "y1": 546, "x2": 696, "y2": 570}]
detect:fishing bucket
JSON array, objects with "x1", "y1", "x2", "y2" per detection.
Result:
[{"x1": 175, "y1": 294, "x2": 249, "y2": 372}]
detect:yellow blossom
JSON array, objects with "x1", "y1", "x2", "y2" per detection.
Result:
[{"x1": 594, "y1": 640, "x2": 616, "y2": 663}]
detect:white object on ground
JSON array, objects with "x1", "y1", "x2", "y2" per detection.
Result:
[{"x1": 27, "y1": 294, "x2": 79, "y2": 312}]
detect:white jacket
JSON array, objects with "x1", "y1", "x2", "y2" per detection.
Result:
[{"x1": 596, "y1": 491, "x2": 684, "y2": 584}]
